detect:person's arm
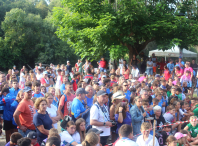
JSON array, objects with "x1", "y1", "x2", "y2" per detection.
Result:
[
  {"x1": 117, "y1": 107, "x2": 123, "y2": 123},
  {"x1": 110, "y1": 105, "x2": 115, "y2": 120},
  {"x1": 58, "y1": 105, "x2": 64, "y2": 120},
  {"x1": 90, "y1": 119, "x2": 112, "y2": 127},
  {"x1": 13, "y1": 110, "x2": 27, "y2": 132},
  {"x1": 37, "y1": 125, "x2": 49, "y2": 135}
]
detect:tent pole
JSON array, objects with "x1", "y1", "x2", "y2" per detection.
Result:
[{"x1": 165, "y1": 56, "x2": 166, "y2": 62}]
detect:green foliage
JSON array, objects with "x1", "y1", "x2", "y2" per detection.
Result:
[{"x1": 52, "y1": 0, "x2": 198, "y2": 61}]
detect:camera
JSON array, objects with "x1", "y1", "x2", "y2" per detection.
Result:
[{"x1": 109, "y1": 120, "x2": 116, "y2": 126}]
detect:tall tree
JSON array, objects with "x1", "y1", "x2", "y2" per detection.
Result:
[{"x1": 52, "y1": 0, "x2": 198, "y2": 61}]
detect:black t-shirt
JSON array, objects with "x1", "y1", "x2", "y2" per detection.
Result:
[
  {"x1": 148, "y1": 96, "x2": 152, "y2": 105},
  {"x1": 156, "y1": 131, "x2": 168, "y2": 146},
  {"x1": 150, "y1": 114, "x2": 166, "y2": 130},
  {"x1": 191, "y1": 63, "x2": 198, "y2": 72}
]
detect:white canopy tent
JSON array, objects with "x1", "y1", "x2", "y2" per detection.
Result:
[{"x1": 149, "y1": 46, "x2": 197, "y2": 60}]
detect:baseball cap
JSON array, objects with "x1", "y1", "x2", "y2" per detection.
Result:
[
  {"x1": 102, "y1": 75, "x2": 107, "y2": 78},
  {"x1": 155, "y1": 74, "x2": 160, "y2": 78},
  {"x1": 67, "y1": 61, "x2": 70, "y2": 63},
  {"x1": 83, "y1": 78, "x2": 89, "y2": 84},
  {"x1": 93, "y1": 81, "x2": 99, "y2": 85},
  {"x1": 112, "y1": 91, "x2": 125, "y2": 102},
  {"x1": 179, "y1": 56, "x2": 182, "y2": 59},
  {"x1": 87, "y1": 128, "x2": 103, "y2": 134},
  {"x1": 76, "y1": 88, "x2": 89, "y2": 96},
  {"x1": 43, "y1": 71, "x2": 48, "y2": 75},
  {"x1": 60, "y1": 116, "x2": 72, "y2": 129},
  {"x1": 27, "y1": 131, "x2": 37, "y2": 139},
  {"x1": 97, "y1": 90, "x2": 107, "y2": 96},
  {"x1": 13, "y1": 65, "x2": 16, "y2": 67},
  {"x1": 174, "y1": 132, "x2": 187, "y2": 140},
  {"x1": 23, "y1": 86, "x2": 32, "y2": 93}
]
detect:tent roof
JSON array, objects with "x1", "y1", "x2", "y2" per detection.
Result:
[{"x1": 149, "y1": 46, "x2": 197, "y2": 58}]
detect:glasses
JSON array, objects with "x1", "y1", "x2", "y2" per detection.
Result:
[{"x1": 123, "y1": 85, "x2": 128, "y2": 86}]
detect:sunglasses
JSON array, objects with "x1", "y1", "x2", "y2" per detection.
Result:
[{"x1": 123, "y1": 85, "x2": 128, "y2": 86}]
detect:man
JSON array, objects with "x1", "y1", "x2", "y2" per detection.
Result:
[
  {"x1": 58, "y1": 82, "x2": 75, "y2": 120},
  {"x1": 93, "y1": 81, "x2": 100, "y2": 93},
  {"x1": 122, "y1": 81, "x2": 131, "y2": 102},
  {"x1": 84, "y1": 68, "x2": 94, "y2": 80},
  {"x1": 36, "y1": 69, "x2": 43, "y2": 81},
  {"x1": 9, "y1": 80, "x2": 21, "y2": 97},
  {"x1": 191, "y1": 59, "x2": 197, "y2": 72},
  {"x1": 103, "y1": 78, "x2": 111, "y2": 94},
  {"x1": 115, "y1": 124, "x2": 138, "y2": 146},
  {"x1": 14, "y1": 86, "x2": 36, "y2": 137},
  {"x1": 85, "y1": 85, "x2": 94, "y2": 108},
  {"x1": 0, "y1": 87, "x2": 16, "y2": 142},
  {"x1": 40, "y1": 71, "x2": 54, "y2": 92},
  {"x1": 99, "y1": 75, "x2": 106, "y2": 86},
  {"x1": 71, "y1": 88, "x2": 89, "y2": 121},
  {"x1": 66, "y1": 61, "x2": 72, "y2": 73},
  {"x1": 178, "y1": 57, "x2": 185, "y2": 68},
  {"x1": 167, "y1": 59, "x2": 174, "y2": 74},
  {"x1": 90, "y1": 90, "x2": 112, "y2": 146},
  {"x1": 60, "y1": 76, "x2": 68, "y2": 95}
]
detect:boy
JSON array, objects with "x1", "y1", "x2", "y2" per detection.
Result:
[
  {"x1": 163, "y1": 105, "x2": 175, "y2": 123},
  {"x1": 142, "y1": 101, "x2": 150, "y2": 117},
  {"x1": 27, "y1": 131, "x2": 39, "y2": 146},
  {"x1": 168, "y1": 87, "x2": 178, "y2": 104},
  {"x1": 160, "y1": 80, "x2": 166, "y2": 90},
  {"x1": 149, "y1": 98, "x2": 159, "y2": 116},
  {"x1": 32, "y1": 81, "x2": 44, "y2": 98},
  {"x1": 136, "y1": 122, "x2": 159, "y2": 146},
  {"x1": 115, "y1": 124, "x2": 138, "y2": 146},
  {"x1": 9, "y1": 80, "x2": 21, "y2": 97},
  {"x1": 176, "y1": 87, "x2": 183, "y2": 101},
  {"x1": 184, "y1": 116, "x2": 198, "y2": 142},
  {"x1": 5, "y1": 132, "x2": 22, "y2": 146},
  {"x1": 180, "y1": 101, "x2": 191, "y2": 121},
  {"x1": 156, "y1": 123, "x2": 171, "y2": 146}
]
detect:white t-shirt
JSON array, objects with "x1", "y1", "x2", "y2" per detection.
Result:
[
  {"x1": 20, "y1": 72, "x2": 25, "y2": 83},
  {"x1": 115, "y1": 138, "x2": 138, "y2": 146},
  {"x1": 36, "y1": 73, "x2": 43, "y2": 81},
  {"x1": 147, "y1": 61, "x2": 153, "y2": 68},
  {"x1": 72, "y1": 132, "x2": 81, "y2": 144},
  {"x1": 90, "y1": 103, "x2": 110, "y2": 136},
  {"x1": 179, "y1": 109, "x2": 187, "y2": 120},
  {"x1": 55, "y1": 75, "x2": 62, "y2": 89},
  {"x1": 131, "y1": 68, "x2": 139, "y2": 77},
  {"x1": 136, "y1": 134, "x2": 159, "y2": 146},
  {"x1": 60, "y1": 131, "x2": 75, "y2": 146},
  {"x1": 119, "y1": 59, "x2": 123, "y2": 67},
  {"x1": 46, "y1": 104, "x2": 58, "y2": 129}
]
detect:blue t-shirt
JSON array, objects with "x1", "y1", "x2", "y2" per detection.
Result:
[
  {"x1": 10, "y1": 100, "x2": 19, "y2": 125},
  {"x1": 5, "y1": 141, "x2": 11, "y2": 146},
  {"x1": 106, "y1": 88, "x2": 111, "y2": 94},
  {"x1": 52, "y1": 97, "x2": 59, "y2": 108},
  {"x1": 33, "y1": 111, "x2": 53, "y2": 143},
  {"x1": 32, "y1": 92, "x2": 44, "y2": 98},
  {"x1": 115, "y1": 112, "x2": 131, "y2": 134},
  {"x1": 60, "y1": 84, "x2": 65, "y2": 95},
  {"x1": 167, "y1": 63, "x2": 174, "y2": 72},
  {"x1": 71, "y1": 98, "x2": 86, "y2": 118},
  {"x1": 9, "y1": 87, "x2": 21, "y2": 97},
  {"x1": 124, "y1": 90, "x2": 131, "y2": 102},
  {"x1": 85, "y1": 96, "x2": 93, "y2": 108}
]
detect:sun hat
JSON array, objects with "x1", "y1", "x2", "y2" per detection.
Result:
[
  {"x1": 112, "y1": 91, "x2": 125, "y2": 102},
  {"x1": 174, "y1": 132, "x2": 187, "y2": 140}
]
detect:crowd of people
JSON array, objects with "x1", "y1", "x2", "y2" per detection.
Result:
[{"x1": 1, "y1": 54, "x2": 198, "y2": 146}]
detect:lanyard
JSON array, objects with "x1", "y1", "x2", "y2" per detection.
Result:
[{"x1": 96, "y1": 102, "x2": 110, "y2": 122}]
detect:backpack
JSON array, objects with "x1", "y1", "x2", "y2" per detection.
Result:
[{"x1": 61, "y1": 94, "x2": 67, "y2": 115}]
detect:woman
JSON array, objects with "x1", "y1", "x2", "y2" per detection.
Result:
[
  {"x1": 130, "y1": 55, "x2": 139, "y2": 67},
  {"x1": 6, "y1": 69, "x2": 12, "y2": 82},
  {"x1": 115, "y1": 102, "x2": 131, "y2": 136},
  {"x1": 19, "y1": 69, "x2": 26, "y2": 89},
  {"x1": 33, "y1": 98, "x2": 53, "y2": 144},
  {"x1": 81, "y1": 132, "x2": 99, "y2": 146},
  {"x1": 146, "y1": 57, "x2": 153, "y2": 76},
  {"x1": 48, "y1": 87, "x2": 59, "y2": 108},
  {"x1": 130, "y1": 96, "x2": 148, "y2": 135},
  {"x1": 73, "y1": 118, "x2": 86, "y2": 144},
  {"x1": 175, "y1": 66, "x2": 183, "y2": 78},
  {"x1": 122, "y1": 65, "x2": 130, "y2": 80},
  {"x1": 60, "y1": 121, "x2": 78, "y2": 146},
  {"x1": 45, "y1": 93, "x2": 60, "y2": 129},
  {"x1": 29, "y1": 70, "x2": 36, "y2": 82}
]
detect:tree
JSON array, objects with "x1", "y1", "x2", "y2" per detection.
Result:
[{"x1": 52, "y1": 0, "x2": 198, "y2": 61}]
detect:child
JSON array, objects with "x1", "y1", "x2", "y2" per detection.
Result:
[
  {"x1": 182, "y1": 82, "x2": 188, "y2": 94},
  {"x1": 136, "y1": 122, "x2": 159, "y2": 146},
  {"x1": 163, "y1": 105, "x2": 175, "y2": 123},
  {"x1": 160, "y1": 80, "x2": 166, "y2": 90},
  {"x1": 142, "y1": 101, "x2": 150, "y2": 117},
  {"x1": 168, "y1": 87, "x2": 178, "y2": 104},
  {"x1": 184, "y1": 116, "x2": 198, "y2": 141},
  {"x1": 149, "y1": 98, "x2": 159, "y2": 116},
  {"x1": 164, "y1": 66, "x2": 171, "y2": 81},
  {"x1": 180, "y1": 129, "x2": 195, "y2": 146},
  {"x1": 180, "y1": 70, "x2": 192, "y2": 88},
  {"x1": 166, "y1": 135, "x2": 177, "y2": 146},
  {"x1": 27, "y1": 131, "x2": 39, "y2": 146},
  {"x1": 5, "y1": 132, "x2": 23, "y2": 146},
  {"x1": 32, "y1": 81, "x2": 44, "y2": 98},
  {"x1": 176, "y1": 88, "x2": 183, "y2": 101},
  {"x1": 173, "y1": 76, "x2": 180, "y2": 86},
  {"x1": 179, "y1": 101, "x2": 191, "y2": 121},
  {"x1": 174, "y1": 132, "x2": 187, "y2": 146},
  {"x1": 48, "y1": 87, "x2": 59, "y2": 108},
  {"x1": 41, "y1": 86, "x2": 46, "y2": 96}
]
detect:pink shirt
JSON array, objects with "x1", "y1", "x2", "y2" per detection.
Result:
[
  {"x1": 175, "y1": 68, "x2": 183, "y2": 78},
  {"x1": 184, "y1": 67, "x2": 193, "y2": 77},
  {"x1": 138, "y1": 76, "x2": 146, "y2": 82}
]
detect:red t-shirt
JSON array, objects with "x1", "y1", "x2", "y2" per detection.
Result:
[
  {"x1": 164, "y1": 70, "x2": 171, "y2": 81},
  {"x1": 99, "y1": 60, "x2": 106, "y2": 68},
  {"x1": 158, "y1": 62, "x2": 166, "y2": 70},
  {"x1": 40, "y1": 78, "x2": 46, "y2": 85},
  {"x1": 33, "y1": 143, "x2": 40, "y2": 146}
]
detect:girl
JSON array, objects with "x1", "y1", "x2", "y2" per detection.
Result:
[
  {"x1": 41, "y1": 86, "x2": 46, "y2": 96},
  {"x1": 164, "y1": 65, "x2": 171, "y2": 81},
  {"x1": 180, "y1": 71, "x2": 192, "y2": 88},
  {"x1": 166, "y1": 135, "x2": 177, "y2": 146},
  {"x1": 174, "y1": 132, "x2": 187, "y2": 146},
  {"x1": 48, "y1": 87, "x2": 59, "y2": 108},
  {"x1": 81, "y1": 132, "x2": 99, "y2": 146},
  {"x1": 175, "y1": 66, "x2": 183, "y2": 78},
  {"x1": 146, "y1": 57, "x2": 153, "y2": 77},
  {"x1": 6, "y1": 69, "x2": 12, "y2": 82},
  {"x1": 19, "y1": 69, "x2": 26, "y2": 89},
  {"x1": 122, "y1": 65, "x2": 130, "y2": 80},
  {"x1": 60, "y1": 121, "x2": 79, "y2": 146},
  {"x1": 73, "y1": 118, "x2": 86, "y2": 143}
]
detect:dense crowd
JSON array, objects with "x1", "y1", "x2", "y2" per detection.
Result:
[{"x1": 1, "y1": 53, "x2": 198, "y2": 146}]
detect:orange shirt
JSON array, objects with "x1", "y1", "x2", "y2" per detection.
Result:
[{"x1": 17, "y1": 99, "x2": 36, "y2": 130}]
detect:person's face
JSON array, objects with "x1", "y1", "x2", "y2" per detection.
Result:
[
  {"x1": 101, "y1": 77, "x2": 106, "y2": 81},
  {"x1": 185, "y1": 72, "x2": 189, "y2": 76},
  {"x1": 66, "y1": 85, "x2": 73, "y2": 93},
  {"x1": 31, "y1": 138, "x2": 37, "y2": 145},
  {"x1": 168, "y1": 141, "x2": 177, "y2": 146},
  {"x1": 176, "y1": 102, "x2": 180, "y2": 109},
  {"x1": 171, "y1": 89, "x2": 176, "y2": 95},
  {"x1": 192, "y1": 60, "x2": 195, "y2": 64},
  {"x1": 50, "y1": 89, "x2": 55, "y2": 96},
  {"x1": 104, "y1": 95, "x2": 108, "y2": 103},
  {"x1": 121, "y1": 78, "x2": 125, "y2": 83},
  {"x1": 169, "y1": 109, "x2": 176, "y2": 115},
  {"x1": 20, "y1": 93, "x2": 24, "y2": 100},
  {"x1": 25, "y1": 90, "x2": 32, "y2": 99},
  {"x1": 142, "y1": 92, "x2": 148, "y2": 99},
  {"x1": 12, "y1": 82, "x2": 18, "y2": 89},
  {"x1": 93, "y1": 84, "x2": 99, "y2": 90},
  {"x1": 123, "y1": 61, "x2": 126, "y2": 65},
  {"x1": 101, "y1": 58, "x2": 104, "y2": 61},
  {"x1": 115, "y1": 99, "x2": 122, "y2": 104},
  {"x1": 148, "y1": 91, "x2": 152, "y2": 96},
  {"x1": 35, "y1": 86, "x2": 40, "y2": 93},
  {"x1": 190, "y1": 119, "x2": 198, "y2": 127},
  {"x1": 67, "y1": 125, "x2": 76, "y2": 135},
  {"x1": 184, "y1": 104, "x2": 190, "y2": 110},
  {"x1": 67, "y1": 62, "x2": 70, "y2": 65},
  {"x1": 155, "y1": 110, "x2": 161, "y2": 117},
  {"x1": 164, "y1": 127, "x2": 171, "y2": 132},
  {"x1": 26, "y1": 76, "x2": 31, "y2": 81},
  {"x1": 101, "y1": 86, "x2": 106, "y2": 92},
  {"x1": 39, "y1": 100, "x2": 47, "y2": 111},
  {"x1": 143, "y1": 105, "x2": 148, "y2": 111},
  {"x1": 0, "y1": 74, "x2": 5, "y2": 82},
  {"x1": 41, "y1": 87, "x2": 46, "y2": 93},
  {"x1": 80, "y1": 93, "x2": 86, "y2": 100},
  {"x1": 97, "y1": 95, "x2": 107, "y2": 104},
  {"x1": 141, "y1": 128, "x2": 150, "y2": 138},
  {"x1": 123, "y1": 83, "x2": 128, "y2": 91},
  {"x1": 80, "y1": 122, "x2": 86, "y2": 132},
  {"x1": 135, "y1": 98, "x2": 142, "y2": 107},
  {"x1": 63, "y1": 77, "x2": 68, "y2": 83},
  {"x1": 149, "y1": 58, "x2": 151, "y2": 61},
  {"x1": 47, "y1": 95, "x2": 53, "y2": 105},
  {"x1": 82, "y1": 82, "x2": 87, "y2": 88},
  {"x1": 87, "y1": 87, "x2": 93, "y2": 97}
]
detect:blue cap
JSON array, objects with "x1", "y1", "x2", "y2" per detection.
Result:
[
  {"x1": 155, "y1": 74, "x2": 160, "y2": 78},
  {"x1": 179, "y1": 57, "x2": 182, "y2": 59},
  {"x1": 76, "y1": 88, "x2": 89, "y2": 96},
  {"x1": 23, "y1": 86, "x2": 32, "y2": 93},
  {"x1": 97, "y1": 90, "x2": 107, "y2": 96},
  {"x1": 43, "y1": 71, "x2": 48, "y2": 75}
]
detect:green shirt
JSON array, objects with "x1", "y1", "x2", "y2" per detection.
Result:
[
  {"x1": 177, "y1": 93, "x2": 182, "y2": 100},
  {"x1": 193, "y1": 104, "x2": 198, "y2": 117},
  {"x1": 187, "y1": 123, "x2": 198, "y2": 138},
  {"x1": 167, "y1": 91, "x2": 171, "y2": 98},
  {"x1": 176, "y1": 143, "x2": 183, "y2": 146}
]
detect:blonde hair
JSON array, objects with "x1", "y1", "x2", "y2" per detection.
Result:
[
  {"x1": 166, "y1": 135, "x2": 177, "y2": 145},
  {"x1": 48, "y1": 87, "x2": 55, "y2": 92},
  {"x1": 134, "y1": 96, "x2": 142, "y2": 102},
  {"x1": 44, "y1": 92, "x2": 53, "y2": 99},
  {"x1": 34, "y1": 98, "x2": 47, "y2": 110},
  {"x1": 190, "y1": 116, "x2": 197, "y2": 120},
  {"x1": 49, "y1": 128, "x2": 58, "y2": 136},
  {"x1": 81, "y1": 132, "x2": 99, "y2": 146},
  {"x1": 141, "y1": 122, "x2": 151, "y2": 130}
]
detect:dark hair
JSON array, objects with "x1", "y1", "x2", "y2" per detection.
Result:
[
  {"x1": 175, "y1": 66, "x2": 180, "y2": 70},
  {"x1": 46, "y1": 136, "x2": 61, "y2": 146},
  {"x1": 17, "y1": 138, "x2": 31, "y2": 146},
  {"x1": 33, "y1": 81, "x2": 41, "y2": 87},
  {"x1": 152, "y1": 98, "x2": 159, "y2": 103},
  {"x1": 65, "y1": 82, "x2": 72, "y2": 87},
  {"x1": 2, "y1": 87, "x2": 9, "y2": 94},
  {"x1": 11, "y1": 132, "x2": 23, "y2": 144},
  {"x1": 103, "y1": 78, "x2": 110, "y2": 85},
  {"x1": 115, "y1": 102, "x2": 128, "y2": 119},
  {"x1": 163, "y1": 123, "x2": 171, "y2": 129},
  {"x1": 25, "y1": 81, "x2": 32, "y2": 87},
  {"x1": 86, "y1": 67, "x2": 92, "y2": 74},
  {"x1": 119, "y1": 124, "x2": 133, "y2": 137},
  {"x1": 11, "y1": 79, "x2": 18, "y2": 84}
]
